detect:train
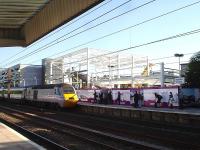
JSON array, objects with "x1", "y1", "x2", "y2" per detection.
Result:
[{"x1": 0, "y1": 83, "x2": 79, "y2": 108}]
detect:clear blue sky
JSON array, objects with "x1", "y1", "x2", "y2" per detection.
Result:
[{"x1": 0, "y1": 0, "x2": 200, "y2": 69}]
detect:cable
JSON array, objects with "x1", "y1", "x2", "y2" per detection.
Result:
[
  {"x1": 165, "y1": 60, "x2": 189, "y2": 65},
  {"x1": 149, "y1": 52, "x2": 196, "y2": 61},
  {"x1": 1, "y1": 0, "x2": 131, "y2": 66},
  {"x1": 3, "y1": 0, "x2": 156, "y2": 67},
  {"x1": 47, "y1": 0, "x2": 132, "y2": 45},
  {"x1": 19, "y1": 0, "x2": 200, "y2": 65},
  {"x1": 30, "y1": 0, "x2": 113, "y2": 46},
  {"x1": 33, "y1": 28, "x2": 200, "y2": 67},
  {"x1": 4, "y1": 0, "x2": 146, "y2": 66},
  {"x1": 0, "y1": 0, "x2": 112, "y2": 65},
  {"x1": 59, "y1": 28, "x2": 200, "y2": 66}
]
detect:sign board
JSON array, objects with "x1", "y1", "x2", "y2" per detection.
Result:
[
  {"x1": 74, "y1": 84, "x2": 79, "y2": 89},
  {"x1": 174, "y1": 77, "x2": 185, "y2": 84},
  {"x1": 143, "y1": 88, "x2": 179, "y2": 107}
]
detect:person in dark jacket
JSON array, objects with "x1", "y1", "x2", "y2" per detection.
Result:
[
  {"x1": 93, "y1": 90, "x2": 98, "y2": 103},
  {"x1": 138, "y1": 91, "x2": 143, "y2": 108},
  {"x1": 117, "y1": 91, "x2": 121, "y2": 105},
  {"x1": 108, "y1": 89, "x2": 113, "y2": 104},
  {"x1": 154, "y1": 93, "x2": 162, "y2": 108},
  {"x1": 99, "y1": 90, "x2": 103, "y2": 104},
  {"x1": 133, "y1": 91, "x2": 139, "y2": 108},
  {"x1": 103, "y1": 90, "x2": 108, "y2": 104}
]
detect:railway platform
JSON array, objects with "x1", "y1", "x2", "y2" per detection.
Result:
[
  {"x1": 0, "y1": 123, "x2": 45, "y2": 150},
  {"x1": 77, "y1": 102, "x2": 200, "y2": 126}
]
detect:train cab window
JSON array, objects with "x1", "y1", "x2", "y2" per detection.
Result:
[
  {"x1": 55, "y1": 87, "x2": 61, "y2": 95},
  {"x1": 63, "y1": 86, "x2": 75, "y2": 94}
]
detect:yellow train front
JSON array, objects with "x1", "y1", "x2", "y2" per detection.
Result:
[{"x1": 62, "y1": 84, "x2": 79, "y2": 108}]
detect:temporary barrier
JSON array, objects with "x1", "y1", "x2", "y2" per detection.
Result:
[
  {"x1": 143, "y1": 88, "x2": 179, "y2": 107},
  {"x1": 77, "y1": 87, "x2": 183, "y2": 108}
]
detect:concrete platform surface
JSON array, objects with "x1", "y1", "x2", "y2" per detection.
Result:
[
  {"x1": 78, "y1": 102, "x2": 200, "y2": 115},
  {"x1": 0, "y1": 123, "x2": 45, "y2": 150}
]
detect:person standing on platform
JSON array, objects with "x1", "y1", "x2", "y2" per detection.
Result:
[
  {"x1": 178, "y1": 87, "x2": 184, "y2": 109},
  {"x1": 103, "y1": 90, "x2": 108, "y2": 105},
  {"x1": 108, "y1": 89, "x2": 113, "y2": 104},
  {"x1": 138, "y1": 91, "x2": 142, "y2": 108},
  {"x1": 117, "y1": 91, "x2": 121, "y2": 105},
  {"x1": 168, "y1": 92, "x2": 174, "y2": 109},
  {"x1": 141, "y1": 92, "x2": 144, "y2": 107},
  {"x1": 154, "y1": 93, "x2": 162, "y2": 108},
  {"x1": 133, "y1": 91, "x2": 139, "y2": 108},
  {"x1": 93, "y1": 90, "x2": 98, "y2": 103},
  {"x1": 99, "y1": 90, "x2": 103, "y2": 104},
  {"x1": 130, "y1": 90, "x2": 134, "y2": 107}
]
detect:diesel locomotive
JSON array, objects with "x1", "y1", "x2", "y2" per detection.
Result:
[{"x1": 0, "y1": 83, "x2": 79, "y2": 108}]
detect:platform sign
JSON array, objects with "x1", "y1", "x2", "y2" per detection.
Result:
[{"x1": 174, "y1": 77, "x2": 185, "y2": 84}]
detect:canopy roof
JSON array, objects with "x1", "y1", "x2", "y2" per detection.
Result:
[{"x1": 0, "y1": 0, "x2": 102, "y2": 47}]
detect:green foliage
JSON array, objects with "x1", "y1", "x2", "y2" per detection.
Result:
[{"x1": 185, "y1": 51, "x2": 200, "y2": 87}]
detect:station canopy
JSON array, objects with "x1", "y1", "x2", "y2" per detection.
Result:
[{"x1": 0, "y1": 0, "x2": 102, "y2": 47}]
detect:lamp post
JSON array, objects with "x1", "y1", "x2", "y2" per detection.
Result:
[
  {"x1": 108, "y1": 65, "x2": 114, "y2": 88},
  {"x1": 34, "y1": 76, "x2": 37, "y2": 85},
  {"x1": 22, "y1": 79, "x2": 26, "y2": 87},
  {"x1": 174, "y1": 53, "x2": 184, "y2": 77}
]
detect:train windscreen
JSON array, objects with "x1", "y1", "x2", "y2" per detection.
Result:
[{"x1": 63, "y1": 85, "x2": 75, "y2": 94}]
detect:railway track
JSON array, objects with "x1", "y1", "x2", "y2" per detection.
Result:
[
  {"x1": 0, "y1": 102, "x2": 200, "y2": 150},
  {"x1": 0, "y1": 105, "x2": 157, "y2": 150},
  {"x1": 0, "y1": 118, "x2": 69, "y2": 150}
]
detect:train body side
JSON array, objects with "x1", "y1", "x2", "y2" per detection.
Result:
[
  {"x1": 1, "y1": 88, "x2": 24, "y2": 100},
  {"x1": 0, "y1": 83, "x2": 79, "y2": 108},
  {"x1": 25, "y1": 87, "x2": 65, "y2": 107}
]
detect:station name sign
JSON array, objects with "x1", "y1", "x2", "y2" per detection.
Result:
[{"x1": 174, "y1": 77, "x2": 185, "y2": 84}]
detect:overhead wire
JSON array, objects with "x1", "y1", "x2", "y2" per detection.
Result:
[
  {"x1": 30, "y1": 0, "x2": 113, "y2": 46},
  {"x1": 3, "y1": 0, "x2": 157, "y2": 67},
  {"x1": 28, "y1": 28, "x2": 197, "y2": 83},
  {"x1": 4, "y1": 0, "x2": 149, "y2": 66},
  {"x1": 0, "y1": 0, "x2": 113, "y2": 65},
  {"x1": 1, "y1": 0, "x2": 132, "y2": 66},
  {"x1": 59, "y1": 28, "x2": 200, "y2": 66},
  {"x1": 165, "y1": 60, "x2": 189, "y2": 65},
  {"x1": 27, "y1": 0, "x2": 200, "y2": 65},
  {"x1": 149, "y1": 52, "x2": 197, "y2": 61},
  {"x1": 3, "y1": 0, "x2": 200, "y2": 68}
]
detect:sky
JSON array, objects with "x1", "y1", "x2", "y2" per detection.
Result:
[{"x1": 0, "y1": 0, "x2": 200, "y2": 70}]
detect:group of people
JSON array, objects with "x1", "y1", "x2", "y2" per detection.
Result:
[
  {"x1": 154, "y1": 92, "x2": 175, "y2": 108},
  {"x1": 93, "y1": 90, "x2": 122, "y2": 105},
  {"x1": 93, "y1": 89, "x2": 176, "y2": 108},
  {"x1": 130, "y1": 91, "x2": 144, "y2": 108},
  {"x1": 93, "y1": 89, "x2": 113, "y2": 104}
]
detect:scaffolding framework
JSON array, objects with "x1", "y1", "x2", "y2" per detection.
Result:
[{"x1": 43, "y1": 48, "x2": 157, "y2": 88}]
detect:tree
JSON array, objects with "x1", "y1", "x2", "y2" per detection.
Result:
[{"x1": 185, "y1": 51, "x2": 200, "y2": 88}]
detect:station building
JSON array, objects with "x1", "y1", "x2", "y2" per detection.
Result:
[{"x1": 0, "y1": 64, "x2": 42, "y2": 88}]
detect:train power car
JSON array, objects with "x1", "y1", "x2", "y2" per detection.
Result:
[{"x1": 0, "y1": 83, "x2": 79, "y2": 108}]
